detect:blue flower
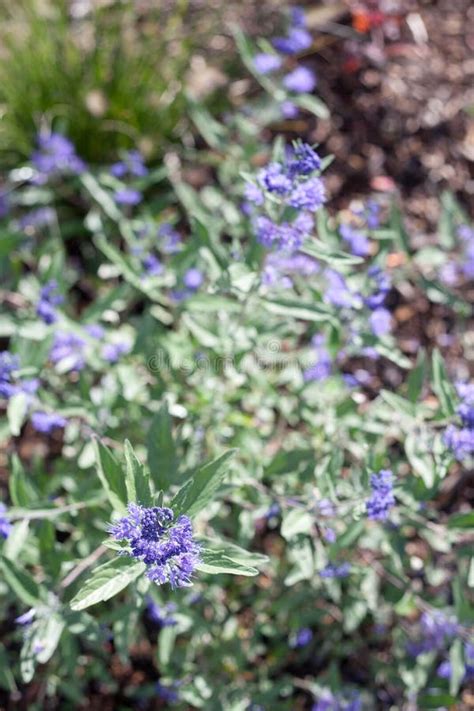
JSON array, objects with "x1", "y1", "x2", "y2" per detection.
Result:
[
  {"x1": 109, "y1": 504, "x2": 202, "y2": 589},
  {"x1": 288, "y1": 142, "x2": 321, "y2": 176},
  {"x1": 114, "y1": 188, "x2": 143, "y2": 206},
  {"x1": 280, "y1": 101, "x2": 299, "y2": 119},
  {"x1": 147, "y1": 597, "x2": 177, "y2": 627},
  {"x1": 50, "y1": 332, "x2": 86, "y2": 372},
  {"x1": 320, "y1": 562, "x2": 351, "y2": 578},
  {"x1": 36, "y1": 280, "x2": 64, "y2": 324},
  {"x1": 110, "y1": 150, "x2": 148, "y2": 179},
  {"x1": 31, "y1": 133, "x2": 85, "y2": 181},
  {"x1": 156, "y1": 681, "x2": 180, "y2": 704},
  {"x1": 369, "y1": 307, "x2": 391, "y2": 336},
  {"x1": 244, "y1": 182, "x2": 264, "y2": 206},
  {"x1": 0, "y1": 191, "x2": 9, "y2": 218},
  {"x1": 258, "y1": 163, "x2": 293, "y2": 195},
  {"x1": 304, "y1": 334, "x2": 332, "y2": 382},
  {"x1": 283, "y1": 66, "x2": 316, "y2": 93},
  {"x1": 15, "y1": 608, "x2": 36, "y2": 625},
  {"x1": 290, "y1": 627, "x2": 313, "y2": 648},
  {"x1": 31, "y1": 411, "x2": 67, "y2": 434},
  {"x1": 339, "y1": 224, "x2": 370, "y2": 257},
  {"x1": 289, "y1": 176, "x2": 326, "y2": 211},
  {"x1": 101, "y1": 342, "x2": 130, "y2": 364},
  {"x1": 84, "y1": 323, "x2": 105, "y2": 339},
  {"x1": 158, "y1": 223, "x2": 182, "y2": 254},
  {"x1": 18, "y1": 207, "x2": 55, "y2": 232},
  {"x1": 0, "y1": 351, "x2": 20, "y2": 399},
  {"x1": 142, "y1": 253, "x2": 163, "y2": 276},
  {"x1": 0, "y1": 503, "x2": 12, "y2": 539},
  {"x1": 324, "y1": 269, "x2": 354, "y2": 309},
  {"x1": 366, "y1": 469, "x2": 395, "y2": 521},
  {"x1": 183, "y1": 268, "x2": 204, "y2": 291},
  {"x1": 273, "y1": 27, "x2": 312, "y2": 55},
  {"x1": 253, "y1": 53, "x2": 283, "y2": 74}
]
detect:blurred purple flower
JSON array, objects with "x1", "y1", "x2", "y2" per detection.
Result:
[
  {"x1": 0, "y1": 503, "x2": 12, "y2": 539},
  {"x1": 253, "y1": 53, "x2": 283, "y2": 74},
  {"x1": 31, "y1": 411, "x2": 67, "y2": 434},
  {"x1": 114, "y1": 188, "x2": 142, "y2": 206},
  {"x1": 183, "y1": 268, "x2": 204, "y2": 290},
  {"x1": 283, "y1": 66, "x2": 316, "y2": 93}
]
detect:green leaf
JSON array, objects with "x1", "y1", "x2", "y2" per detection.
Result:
[
  {"x1": 81, "y1": 172, "x2": 122, "y2": 221},
  {"x1": 407, "y1": 350, "x2": 426, "y2": 403},
  {"x1": 198, "y1": 538, "x2": 269, "y2": 569},
  {"x1": 449, "y1": 638, "x2": 465, "y2": 696},
  {"x1": 124, "y1": 440, "x2": 152, "y2": 506},
  {"x1": 69, "y1": 557, "x2": 146, "y2": 611},
  {"x1": 0, "y1": 556, "x2": 44, "y2": 607},
  {"x1": 7, "y1": 392, "x2": 28, "y2": 436},
  {"x1": 261, "y1": 298, "x2": 337, "y2": 325},
  {"x1": 146, "y1": 404, "x2": 178, "y2": 492},
  {"x1": 301, "y1": 240, "x2": 363, "y2": 267},
  {"x1": 432, "y1": 349, "x2": 456, "y2": 417},
  {"x1": 9, "y1": 454, "x2": 36, "y2": 507},
  {"x1": 35, "y1": 615, "x2": 65, "y2": 664},
  {"x1": 170, "y1": 450, "x2": 236, "y2": 518},
  {"x1": 405, "y1": 434, "x2": 435, "y2": 489},
  {"x1": 281, "y1": 509, "x2": 314, "y2": 541},
  {"x1": 447, "y1": 511, "x2": 474, "y2": 529},
  {"x1": 380, "y1": 390, "x2": 418, "y2": 419},
  {"x1": 196, "y1": 549, "x2": 259, "y2": 577},
  {"x1": 292, "y1": 93, "x2": 330, "y2": 120},
  {"x1": 93, "y1": 439, "x2": 128, "y2": 514}
]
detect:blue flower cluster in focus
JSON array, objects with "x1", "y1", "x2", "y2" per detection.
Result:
[{"x1": 109, "y1": 504, "x2": 202, "y2": 589}]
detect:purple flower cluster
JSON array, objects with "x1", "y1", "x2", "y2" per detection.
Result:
[
  {"x1": 147, "y1": 597, "x2": 177, "y2": 627},
  {"x1": 156, "y1": 681, "x2": 180, "y2": 704},
  {"x1": 304, "y1": 334, "x2": 332, "y2": 382},
  {"x1": 0, "y1": 352, "x2": 39, "y2": 400},
  {"x1": 249, "y1": 8, "x2": 317, "y2": 117},
  {"x1": 408, "y1": 610, "x2": 459, "y2": 657},
  {"x1": 262, "y1": 252, "x2": 319, "y2": 289},
  {"x1": 324, "y1": 269, "x2": 355, "y2": 309},
  {"x1": 114, "y1": 188, "x2": 142, "y2": 206},
  {"x1": 312, "y1": 690, "x2": 361, "y2": 711},
  {"x1": 365, "y1": 266, "x2": 392, "y2": 337},
  {"x1": 245, "y1": 142, "x2": 325, "y2": 254},
  {"x1": 18, "y1": 207, "x2": 55, "y2": 232},
  {"x1": 183, "y1": 268, "x2": 204, "y2": 291},
  {"x1": 283, "y1": 66, "x2": 316, "y2": 94},
  {"x1": 31, "y1": 133, "x2": 85, "y2": 182},
  {"x1": 36, "y1": 280, "x2": 64, "y2": 324},
  {"x1": 253, "y1": 53, "x2": 283, "y2": 75},
  {"x1": 109, "y1": 504, "x2": 202, "y2": 589},
  {"x1": 50, "y1": 332, "x2": 86, "y2": 372},
  {"x1": 439, "y1": 224, "x2": 474, "y2": 286},
  {"x1": 31, "y1": 411, "x2": 67, "y2": 434},
  {"x1": 437, "y1": 642, "x2": 474, "y2": 682},
  {"x1": 273, "y1": 7, "x2": 312, "y2": 55},
  {"x1": 0, "y1": 352, "x2": 20, "y2": 399},
  {"x1": 110, "y1": 150, "x2": 148, "y2": 179},
  {"x1": 0, "y1": 191, "x2": 9, "y2": 218},
  {"x1": 444, "y1": 382, "x2": 474, "y2": 461},
  {"x1": 320, "y1": 562, "x2": 351, "y2": 579},
  {"x1": 290, "y1": 627, "x2": 313, "y2": 648},
  {"x1": 0, "y1": 503, "x2": 12, "y2": 539},
  {"x1": 365, "y1": 469, "x2": 395, "y2": 521},
  {"x1": 158, "y1": 223, "x2": 182, "y2": 254},
  {"x1": 101, "y1": 341, "x2": 130, "y2": 364}
]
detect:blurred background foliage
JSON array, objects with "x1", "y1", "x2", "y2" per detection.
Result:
[{"x1": 0, "y1": 0, "x2": 197, "y2": 165}]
